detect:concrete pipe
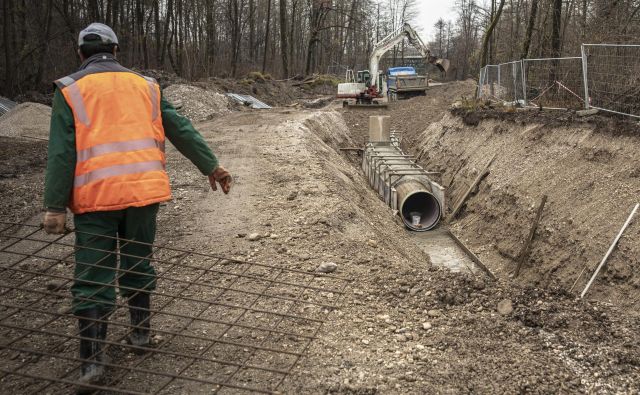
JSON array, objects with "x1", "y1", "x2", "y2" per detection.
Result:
[
  {"x1": 396, "y1": 180, "x2": 442, "y2": 231},
  {"x1": 362, "y1": 121, "x2": 445, "y2": 231}
]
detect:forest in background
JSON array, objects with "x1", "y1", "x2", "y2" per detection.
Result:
[{"x1": 2, "y1": 0, "x2": 640, "y2": 98}]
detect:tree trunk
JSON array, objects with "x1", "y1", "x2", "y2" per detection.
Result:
[
  {"x1": 154, "y1": 0, "x2": 160, "y2": 66},
  {"x1": 521, "y1": 0, "x2": 539, "y2": 59},
  {"x1": 3, "y1": 0, "x2": 14, "y2": 96},
  {"x1": 160, "y1": 0, "x2": 173, "y2": 67},
  {"x1": 34, "y1": 0, "x2": 53, "y2": 90},
  {"x1": 480, "y1": 0, "x2": 506, "y2": 67},
  {"x1": 551, "y1": 0, "x2": 563, "y2": 58},
  {"x1": 262, "y1": 0, "x2": 272, "y2": 73},
  {"x1": 206, "y1": 0, "x2": 216, "y2": 72},
  {"x1": 279, "y1": 0, "x2": 289, "y2": 78},
  {"x1": 288, "y1": 0, "x2": 297, "y2": 73},
  {"x1": 249, "y1": 0, "x2": 255, "y2": 63}
]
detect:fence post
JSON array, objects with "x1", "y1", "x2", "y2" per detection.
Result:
[
  {"x1": 521, "y1": 59, "x2": 527, "y2": 106},
  {"x1": 512, "y1": 62, "x2": 518, "y2": 102},
  {"x1": 581, "y1": 44, "x2": 590, "y2": 109},
  {"x1": 478, "y1": 67, "x2": 484, "y2": 99}
]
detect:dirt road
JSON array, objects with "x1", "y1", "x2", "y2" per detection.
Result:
[{"x1": 156, "y1": 106, "x2": 639, "y2": 394}]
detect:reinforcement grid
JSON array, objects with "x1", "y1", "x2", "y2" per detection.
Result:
[{"x1": 0, "y1": 220, "x2": 351, "y2": 394}]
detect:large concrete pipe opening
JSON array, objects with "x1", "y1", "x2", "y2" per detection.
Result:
[
  {"x1": 362, "y1": 115, "x2": 445, "y2": 232},
  {"x1": 397, "y1": 181, "x2": 442, "y2": 231}
]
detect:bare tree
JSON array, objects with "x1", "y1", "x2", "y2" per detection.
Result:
[{"x1": 279, "y1": 0, "x2": 288, "y2": 78}]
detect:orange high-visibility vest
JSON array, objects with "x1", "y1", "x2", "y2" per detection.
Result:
[{"x1": 55, "y1": 55, "x2": 171, "y2": 214}]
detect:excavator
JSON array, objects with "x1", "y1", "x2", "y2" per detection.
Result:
[{"x1": 337, "y1": 23, "x2": 449, "y2": 106}]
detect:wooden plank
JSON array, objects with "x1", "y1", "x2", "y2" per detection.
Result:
[
  {"x1": 446, "y1": 229, "x2": 496, "y2": 281},
  {"x1": 449, "y1": 154, "x2": 496, "y2": 220},
  {"x1": 514, "y1": 194, "x2": 548, "y2": 278},
  {"x1": 581, "y1": 203, "x2": 639, "y2": 299}
]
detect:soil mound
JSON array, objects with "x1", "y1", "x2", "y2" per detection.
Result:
[
  {"x1": 162, "y1": 84, "x2": 232, "y2": 122},
  {"x1": 0, "y1": 102, "x2": 52, "y2": 140}
]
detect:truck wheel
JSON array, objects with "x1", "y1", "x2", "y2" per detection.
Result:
[{"x1": 342, "y1": 101, "x2": 348, "y2": 108}]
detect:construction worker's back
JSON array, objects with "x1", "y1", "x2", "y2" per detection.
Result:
[{"x1": 55, "y1": 54, "x2": 171, "y2": 214}]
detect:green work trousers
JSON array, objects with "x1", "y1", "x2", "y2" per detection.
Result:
[{"x1": 71, "y1": 204, "x2": 159, "y2": 313}]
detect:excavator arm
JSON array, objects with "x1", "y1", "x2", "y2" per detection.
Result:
[{"x1": 368, "y1": 23, "x2": 449, "y2": 94}]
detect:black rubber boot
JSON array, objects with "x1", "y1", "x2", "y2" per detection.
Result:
[
  {"x1": 127, "y1": 292, "x2": 151, "y2": 353},
  {"x1": 76, "y1": 308, "x2": 107, "y2": 394}
]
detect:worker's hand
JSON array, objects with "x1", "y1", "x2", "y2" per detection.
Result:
[
  {"x1": 42, "y1": 210, "x2": 67, "y2": 234},
  {"x1": 208, "y1": 166, "x2": 232, "y2": 194}
]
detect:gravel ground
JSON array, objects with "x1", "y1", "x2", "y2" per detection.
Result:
[{"x1": 0, "y1": 82, "x2": 638, "y2": 393}]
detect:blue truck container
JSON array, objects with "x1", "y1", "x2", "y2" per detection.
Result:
[{"x1": 386, "y1": 66, "x2": 429, "y2": 101}]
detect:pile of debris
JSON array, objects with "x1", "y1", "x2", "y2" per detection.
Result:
[
  {"x1": 162, "y1": 84, "x2": 233, "y2": 122},
  {"x1": 0, "y1": 102, "x2": 52, "y2": 140}
]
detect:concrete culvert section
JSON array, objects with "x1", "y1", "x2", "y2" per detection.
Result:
[
  {"x1": 397, "y1": 182, "x2": 442, "y2": 231},
  {"x1": 362, "y1": 116, "x2": 445, "y2": 231}
]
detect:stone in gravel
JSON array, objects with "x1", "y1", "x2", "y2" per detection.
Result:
[
  {"x1": 497, "y1": 299, "x2": 514, "y2": 315},
  {"x1": 316, "y1": 262, "x2": 338, "y2": 273},
  {"x1": 247, "y1": 233, "x2": 262, "y2": 241},
  {"x1": 427, "y1": 309, "x2": 442, "y2": 317},
  {"x1": 287, "y1": 191, "x2": 298, "y2": 201},
  {"x1": 236, "y1": 233, "x2": 247, "y2": 238},
  {"x1": 367, "y1": 239, "x2": 378, "y2": 248},
  {"x1": 396, "y1": 334, "x2": 408, "y2": 342},
  {"x1": 362, "y1": 339, "x2": 370, "y2": 345},
  {"x1": 46, "y1": 281, "x2": 65, "y2": 291},
  {"x1": 422, "y1": 322, "x2": 432, "y2": 330}
]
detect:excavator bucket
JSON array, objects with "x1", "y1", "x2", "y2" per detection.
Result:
[{"x1": 434, "y1": 58, "x2": 450, "y2": 74}]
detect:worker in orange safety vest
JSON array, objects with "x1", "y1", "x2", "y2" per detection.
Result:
[{"x1": 41, "y1": 23, "x2": 232, "y2": 392}]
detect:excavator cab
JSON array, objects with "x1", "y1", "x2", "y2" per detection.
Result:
[{"x1": 357, "y1": 70, "x2": 371, "y2": 86}]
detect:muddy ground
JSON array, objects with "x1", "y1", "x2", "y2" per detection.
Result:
[{"x1": 0, "y1": 80, "x2": 639, "y2": 393}]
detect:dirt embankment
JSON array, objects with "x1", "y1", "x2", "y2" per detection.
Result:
[
  {"x1": 341, "y1": 80, "x2": 639, "y2": 312},
  {"x1": 415, "y1": 110, "x2": 640, "y2": 310}
]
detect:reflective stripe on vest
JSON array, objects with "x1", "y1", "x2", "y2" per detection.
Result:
[
  {"x1": 58, "y1": 76, "x2": 91, "y2": 126},
  {"x1": 74, "y1": 160, "x2": 165, "y2": 187},
  {"x1": 144, "y1": 77, "x2": 160, "y2": 120},
  {"x1": 76, "y1": 138, "x2": 165, "y2": 163}
]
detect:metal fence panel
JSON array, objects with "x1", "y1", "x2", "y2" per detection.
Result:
[
  {"x1": 524, "y1": 57, "x2": 584, "y2": 109},
  {"x1": 582, "y1": 44, "x2": 640, "y2": 118}
]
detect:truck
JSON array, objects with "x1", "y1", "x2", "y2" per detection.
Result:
[
  {"x1": 386, "y1": 66, "x2": 429, "y2": 101},
  {"x1": 336, "y1": 23, "x2": 449, "y2": 106}
]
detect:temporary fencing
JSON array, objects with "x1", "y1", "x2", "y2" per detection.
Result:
[
  {"x1": 479, "y1": 57, "x2": 583, "y2": 108},
  {"x1": 582, "y1": 44, "x2": 640, "y2": 118},
  {"x1": 478, "y1": 44, "x2": 640, "y2": 118},
  {"x1": 0, "y1": 220, "x2": 351, "y2": 394}
]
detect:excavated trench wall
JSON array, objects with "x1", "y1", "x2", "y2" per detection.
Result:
[{"x1": 413, "y1": 112, "x2": 640, "y2": 310}]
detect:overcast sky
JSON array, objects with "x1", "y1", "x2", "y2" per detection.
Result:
[{"x1": 413, "y1": 0, "x2": 458, "y2": 39}]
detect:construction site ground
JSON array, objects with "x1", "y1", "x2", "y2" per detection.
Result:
[{"x1": 0, "y1": 80, "x2": 639, "y2": 393}]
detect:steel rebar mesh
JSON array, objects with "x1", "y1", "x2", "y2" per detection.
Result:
[
  {"x1": 583, "y1": 44, "x2": 640, "y2": 117},
  {"x1": 0, "y1": 221, "x2": 350, "y2": 394},
  {"x1": 524, "y1": 57, "x2": 584, "y2": 109}
]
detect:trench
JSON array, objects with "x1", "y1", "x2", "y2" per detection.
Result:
[{"x1": 309, "y1": 108, "x2": 480, "y2": 276}]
